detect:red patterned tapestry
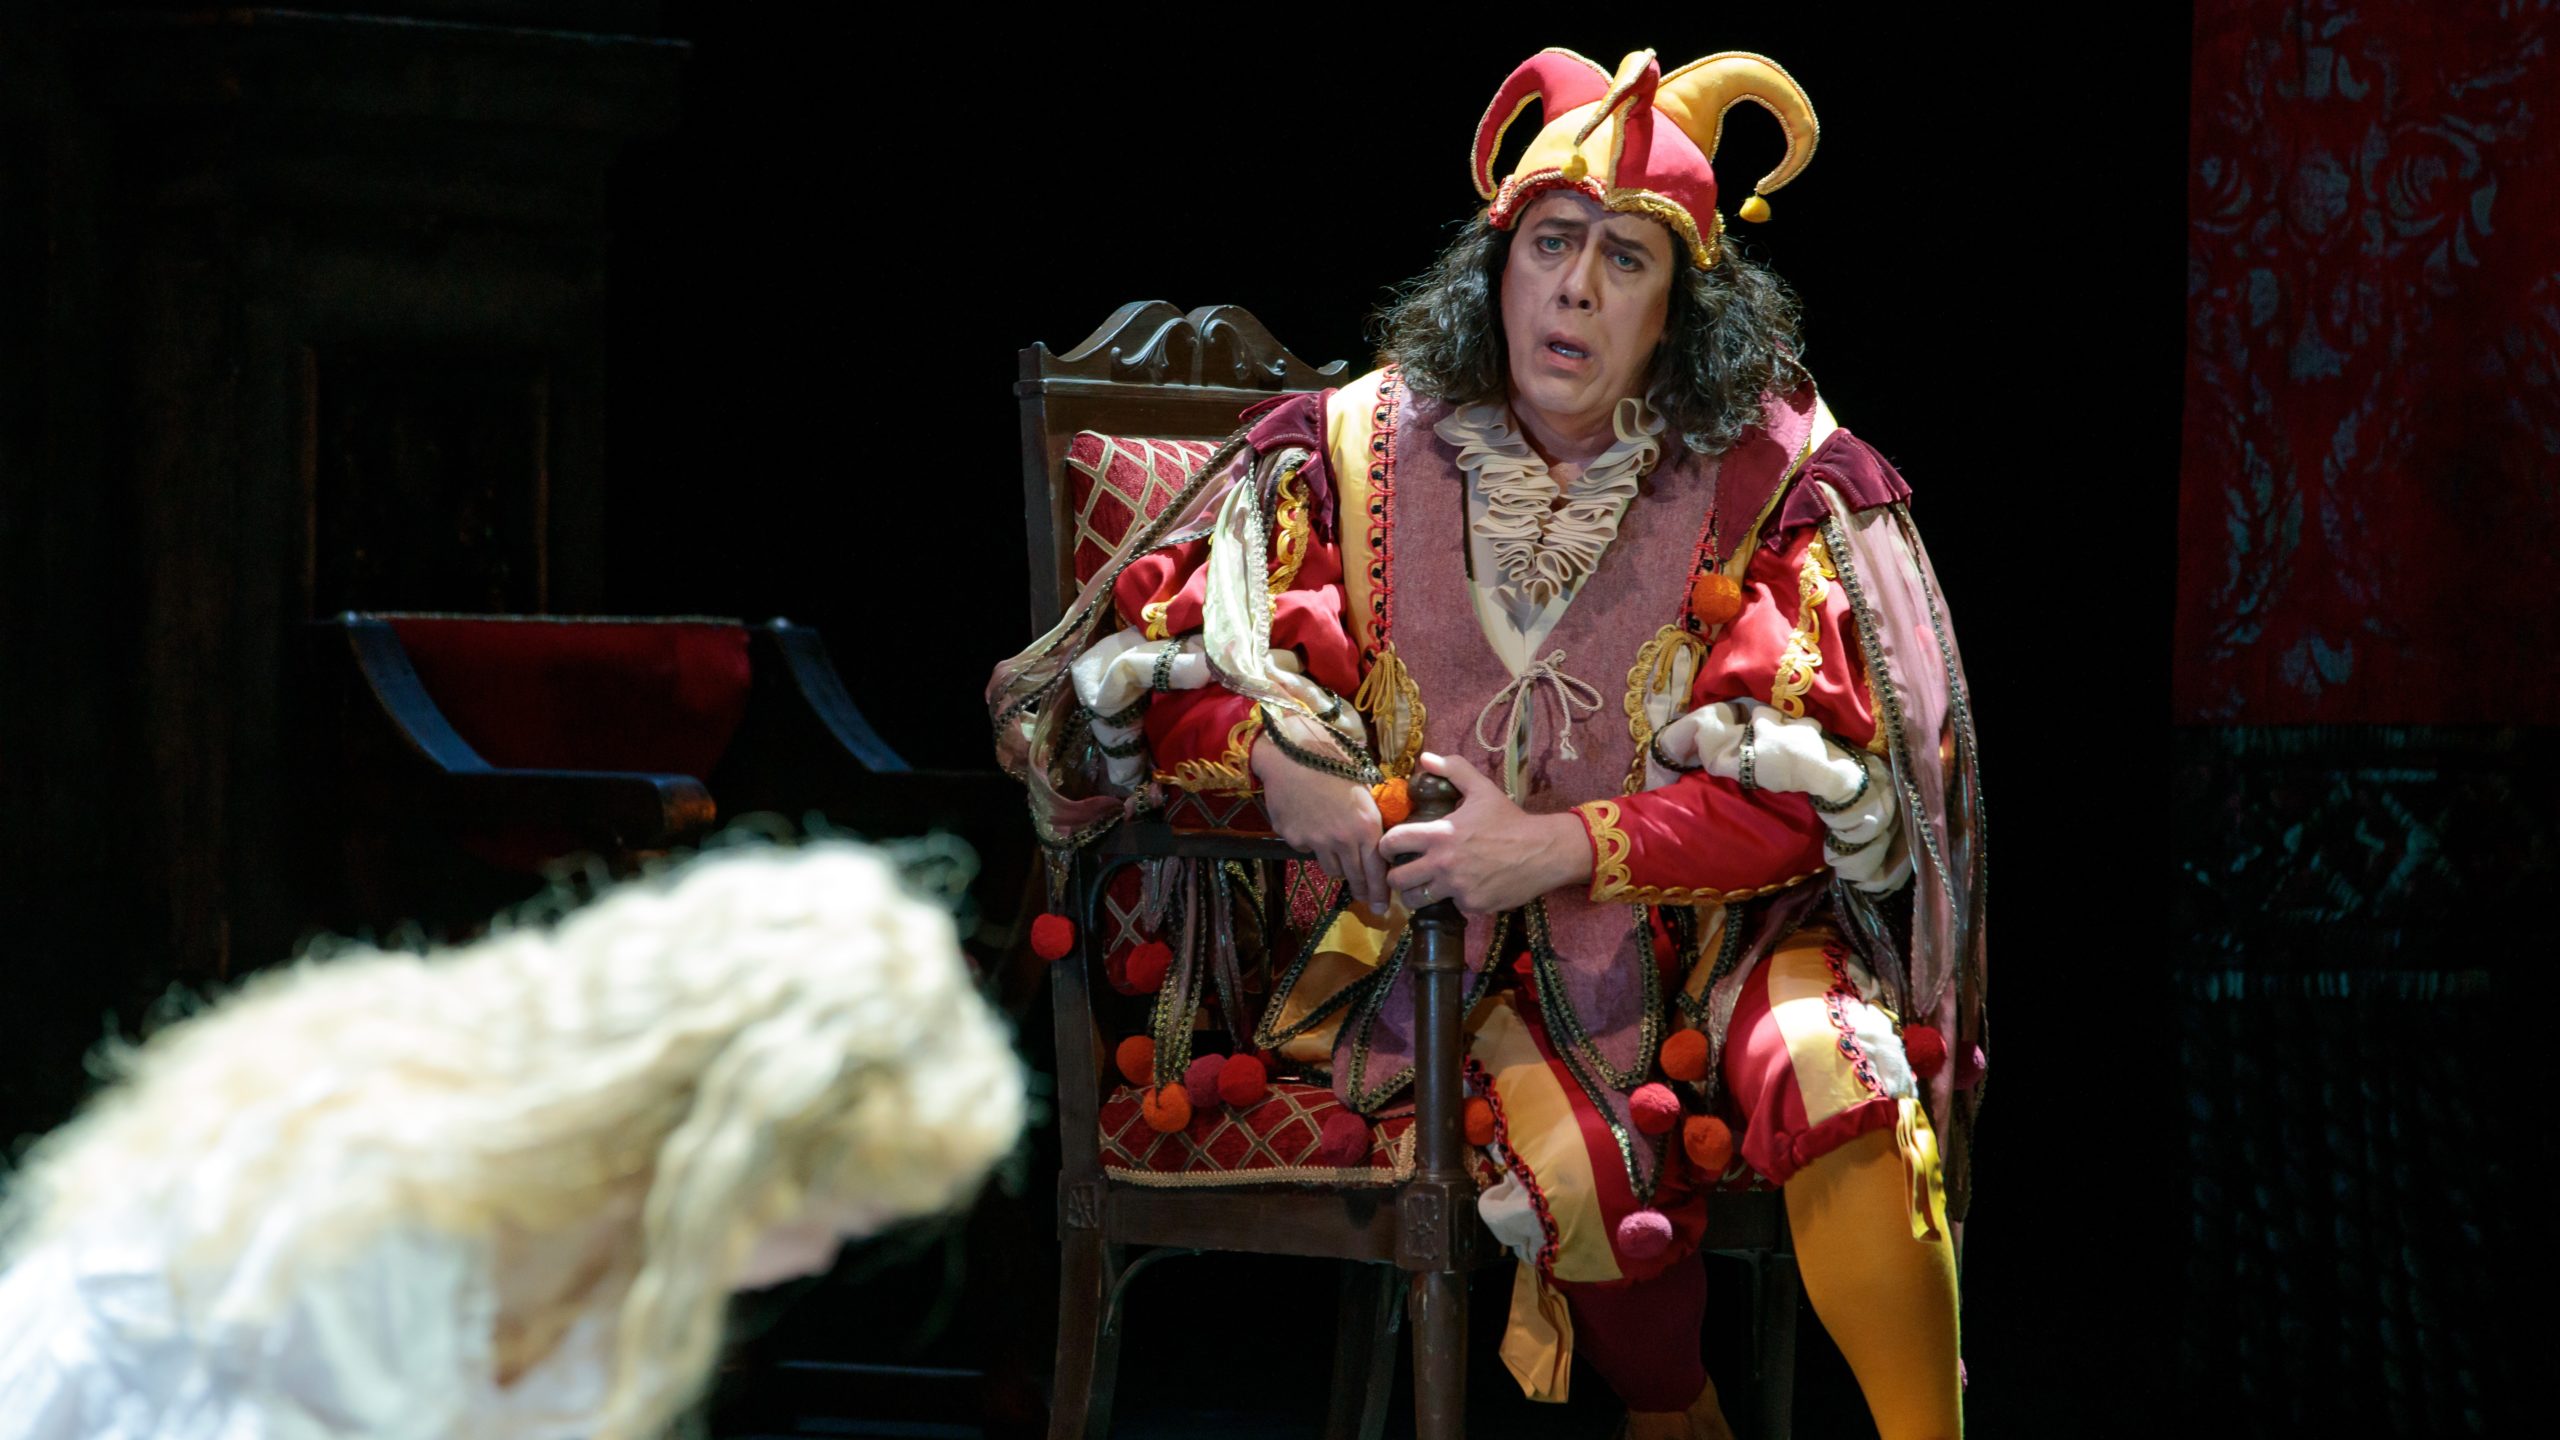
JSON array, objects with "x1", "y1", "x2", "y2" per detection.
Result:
[{"x1": 2176, "y1": 3, "x2": 2560, "y2": 723}]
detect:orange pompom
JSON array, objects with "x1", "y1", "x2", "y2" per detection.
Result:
[
  {"x1": 1124, "y1": 939, "x2": 1174, "y2": 992},
  {"x1": 1370, "y1": 776, "x2": 1411, "y2": 826},
  {"x1": 1139, "y1": 1084, "x2": 1192, "y2": 1133},
  {"x1": 1630, "y1": 1083, "x2": 1683, "y2": 1135},
  {"x1": 1688, "y1": 573, "x2": 1744, "y2": 628},
  {"x1": 1463, "y1": 1096, "x2": 1498, "y2": 1147},
  {"x1": 1030, "y1": 912, "x2": 1075, "y2": 962},
  {"x1": 1682, "y1": 1115, "x2": 1735, "y2": 1172},
  {"x1": 1658, "y1": 1029, "x2": 1710, "y2": 1082},
  {"x1": 1217, "y1": 1053, "x2": 1270, "y2": 1108},
  {"x1": 1113, "y1": 1035, "x2": 1155, "y2": 1087}
]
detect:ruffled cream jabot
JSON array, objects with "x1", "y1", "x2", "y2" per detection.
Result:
[{"x1": 1433, "y1": 397, "x2": 1667, "y2": 608}]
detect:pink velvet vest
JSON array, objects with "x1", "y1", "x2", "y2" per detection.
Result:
[{"x1": 1330, "y1": 382, "x2": 1816, "y2": 1195}]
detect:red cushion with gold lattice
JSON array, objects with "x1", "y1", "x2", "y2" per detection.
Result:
[
  {"x1": 1065, "y1": 433, "x2": 1217, "y2": 587},
  {"x1": 1100, "y1": 1081, "x2": 1420, "y2": 1187}
]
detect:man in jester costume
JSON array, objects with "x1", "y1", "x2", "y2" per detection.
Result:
[{"x1": 991, "y1": 45, "x2": 1984, "y2": 1440}]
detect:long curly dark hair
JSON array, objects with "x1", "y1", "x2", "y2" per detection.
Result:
[{"x1": 1371, "y1": 210, "x2": 1806, "y2": 455}]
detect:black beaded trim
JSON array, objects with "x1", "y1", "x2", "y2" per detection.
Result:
[
  {"x1": 1648, "y1": 728, "x2": 1703, "y2": 774},
  {"x1": 1150, "y1": 639, "x2": 1182, "y2": 693},
  {"x1": 1257, "y1": 704, "x2": 1383, "y2": 785},
  {"x1": 1092, "y1": 693, "x2": 1151, "y2": 728},
  {"x1": 1737, "y1": 717, "x2": 1759, "y2": 792},
  {"x1": 1253, "y1": 889, "x2": 1382, "y2": 1050},
  {"x1": 1808, "y1": 748, "x2": 1873, "y2": 814},
  {"x1": 1694, "y1": 899, "x2": 1753, "y2": 1111},
  {"x1": 1522, "y1": 900, "x2": 1665, "y2": 1203}
]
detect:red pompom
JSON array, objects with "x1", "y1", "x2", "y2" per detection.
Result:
[
  {"x1": 1903, "y1": 1025, "x2": 1948, "y2": 1081},
  {"x1": 1463, "y1": 1096, "x2": 1497, "y2": 1147},
  {"x1": 1124, "y1": 939, "x2": 1174, "y2": 992},
  {"x1": 1615, "y1": 1209, "x2": 1674, "y2": 1260},
  {"x1": 1217, "y1": 1053, "x2": 1270, "y2": 1108},
  {"x1": 1030, "y1": 913, "x2": 1075, "y2": 962},
  {"x1": 1681, "y1": 1115, "x2": 1735, "y2": 1172},
  {"x1": 1630, "y1": 1082, "x2": 1682, "y2": 1136},
  {"x1": 1658, "y1": 1029, "x2": 1710, "y2": 1082},
  {"x1": 1956, "y1": 1043, "x2": 1987, "y2": 1092},
  {"x1": 1317, "y1": 1112, "x2": 1371, "y2": 1167},
  {"x1": 1139, "y1": 1084, "x2": 1191, "y2": 1133},
  {"x1": 1113, "y1": 1035, "x2": 1155, "y2": 1087},
  {"x1": 1181, "y1": 1054, "x2": 1227, "y2": 1109}
]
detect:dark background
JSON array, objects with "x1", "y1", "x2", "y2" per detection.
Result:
[{"x1": 1, "y1": 3, "x2": 2192, "y2": 1435}]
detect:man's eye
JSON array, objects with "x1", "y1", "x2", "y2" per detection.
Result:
[
  {"x1": 1611, "y1": 252, "x2": 1641, "y2": 271},
  {"x1": 1538, "y1": 236, "x2": 1566, "y2": 253}
]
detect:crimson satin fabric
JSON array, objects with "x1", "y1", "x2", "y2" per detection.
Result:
[{"x1": 2176, "y1": 5, "x2": 2560, "y2": 722}]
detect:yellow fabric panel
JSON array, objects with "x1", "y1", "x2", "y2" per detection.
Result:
[
  {"x1": 1325, "y1": 369, "x2": 1388, "y2": 652},
  {"x1": 1269, "y1": 902, "x2": 1403, "y2": 1062},
  {"x1": 1472, "y1": 995, "x2": 1622, "y2": 1285},
  {"x1": 1501, "y1": 1258, "x2": 1575, "y2": 1404},
  {"x1": 1762, "y1": 935, "x2": 1874, "y2": 1130},
  {"x1": 1676, "y1": 904, "x2": 1728, "y2": 1007}
]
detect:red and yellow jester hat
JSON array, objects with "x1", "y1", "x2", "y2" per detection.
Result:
[{"x1": 1473, "y1": 47, "x2": 1819, "y2": 268}]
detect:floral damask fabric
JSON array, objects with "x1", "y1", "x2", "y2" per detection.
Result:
[{"x1": 2176, "y1": 2, "x2": 2560, "y2": 723}]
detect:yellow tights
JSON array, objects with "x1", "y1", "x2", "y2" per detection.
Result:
[{"x1": 1784, "y1": 1126, "x2": 1964, "y2": 1440}]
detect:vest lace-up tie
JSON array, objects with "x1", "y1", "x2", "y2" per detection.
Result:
[{"x1": 1474, "y1": 650, "x2": 1606, "y2": 770}]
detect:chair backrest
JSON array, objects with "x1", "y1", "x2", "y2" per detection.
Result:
[
  {"x1": 1015, "y1": 301, "x2": 1346, "y2": 632},
  {"x1": 375, "y1": 612, "x2": 753, "y2": 779}
]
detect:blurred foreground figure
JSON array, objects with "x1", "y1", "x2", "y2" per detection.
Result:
[{"x1": 0, "y1": 841, "x2": 1025, "y2": 1440}]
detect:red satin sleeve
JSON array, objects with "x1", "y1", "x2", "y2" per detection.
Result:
[
  {"x1": 1144, "y1": 686, "x2": 1263, "y2": 795},
  {"x1": 1573, "y1": 775, "x2": 1827, "y2": 904}
]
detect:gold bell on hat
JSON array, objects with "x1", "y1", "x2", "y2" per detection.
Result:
[
  {"x1": 1561, "y1": 151, "x2": 1588, "y2": 182},
  {"x1": 1738, "y1": 191, "x2": 1772, "y2": 223}
]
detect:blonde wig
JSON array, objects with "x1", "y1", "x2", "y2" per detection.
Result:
[{"x1": 0, "y1": 839, "x2": 1026, "y2": 1439}]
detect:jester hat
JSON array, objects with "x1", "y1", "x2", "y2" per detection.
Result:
[{"x1": 1474, "y1": 47, "x2": 1819, "y2": 268}]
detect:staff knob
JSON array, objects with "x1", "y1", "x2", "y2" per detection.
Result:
[{"x1": 1407, "y1": 772, "x2": 1461, "y2": 825}]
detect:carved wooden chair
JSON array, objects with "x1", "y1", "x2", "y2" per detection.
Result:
[{"x1": 1020, "y1": 304, "x2": 1802, "y2": 1440}]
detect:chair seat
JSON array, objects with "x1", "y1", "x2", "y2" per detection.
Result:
[{"x1": 1100, "y1": 1082, "x2": 1423, "y2": 1187}]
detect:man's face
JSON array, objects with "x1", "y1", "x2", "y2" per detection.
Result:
[{"x1": 1499, "y1": 190, "x2": 1677, "y2": 444}]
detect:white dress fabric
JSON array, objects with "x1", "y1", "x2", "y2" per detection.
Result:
[{"x1": 0, "y1": 1206, "x2": 610, "y2": 1440}]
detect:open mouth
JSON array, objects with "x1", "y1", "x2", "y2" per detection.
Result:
[{"x1": 1546, "y1": 340, "x2": 1591, "y2": 362}]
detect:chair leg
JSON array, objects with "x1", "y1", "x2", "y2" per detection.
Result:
[
  {"x1": 1050, "y1": 1229, "x2": 1125, "y2": 1440},
  {"x1": 1407, "y1": 1268, "x2": 1467, "y2": 1440},
  {"x1": 1756, "y1": 1254, "x2": 1799, "y2": 1440},
  {"x1": 1322, "y1": 1263, "x2": 1403, "y2": 1440}
]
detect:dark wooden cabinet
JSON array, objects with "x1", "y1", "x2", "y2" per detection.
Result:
[{"x1": 0, "y1": 6, "x2": 685, "y2": 1139}]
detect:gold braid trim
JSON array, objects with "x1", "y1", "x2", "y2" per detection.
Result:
[
  {"x1": 1156, "y1": 709, "x2": 1264, "y2": 795},
  {"x1": 1580, "y1": 799, "x2": 1634, "y2": 897},
  {"x1": 1769, "y1": 533, "x2": 1837, "y2": 718},
  {"x1": 1268, "y1": 463, "x2": 1311, "y2": 595},
  {"x1": 1621, "y1": 625, "x2": 1705, "y2": 794},
  {"x1": 1351, "y1": 644, "x2": 1427, "y2": 779}
]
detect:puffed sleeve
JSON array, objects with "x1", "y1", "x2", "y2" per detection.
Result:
[
  {"x1": 1066, "y1": 391, "x2": 1366, "y2": 796},
  {"x1": 1569, "y1": 519, "x2": 1888, "y2": 902}
]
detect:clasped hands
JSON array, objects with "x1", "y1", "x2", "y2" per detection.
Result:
[{"x1": 1250, "y1": 741, "x2": 1594, "y2": 914}]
